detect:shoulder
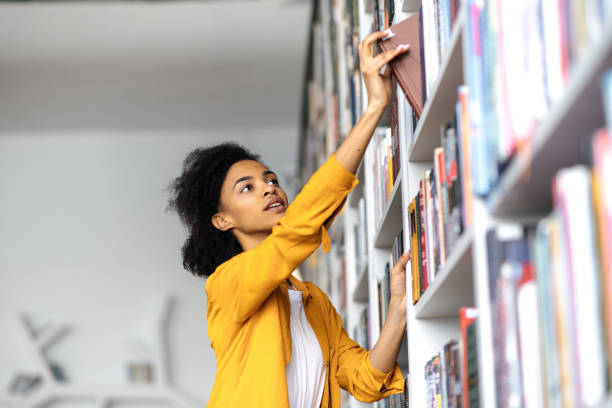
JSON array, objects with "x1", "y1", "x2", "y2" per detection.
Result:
[{"x1": 205, "y1": 252, "x2": 248, "y2": 297}]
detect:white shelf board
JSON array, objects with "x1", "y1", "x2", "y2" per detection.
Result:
[
  {"x1": 373, "y1": 177, "x2": 403, "y2": 248},
  {"x1": 402, "y1": 0, "x2": 421, "y2": 12},
  {"x1": 352, "y1": 262, "x2": 369, "y2": 302},
  {"x1": 413, "y1": 229, "x2": 474, "y2": 318},
  {"x1": 408, "y1": 9, "x2": 465, "y2": 162},
  {"x1": 488, "y1": 16, "x2": 612, "y2": 217},
  {"x1": 349, "y1": 161, "x2": 366, "y2": 206}
]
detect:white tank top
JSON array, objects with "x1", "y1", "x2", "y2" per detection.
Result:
[{"x1": 286, "y1": 288, "x2": 326, "y2": 408}]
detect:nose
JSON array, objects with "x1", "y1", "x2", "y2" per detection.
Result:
[{"x1": 263, "y1": 182, "x2": 276, "y2": 197}]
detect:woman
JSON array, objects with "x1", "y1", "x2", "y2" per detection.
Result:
[{"x1": 168, "y1": 31, "x2": 411, "y2": 407}]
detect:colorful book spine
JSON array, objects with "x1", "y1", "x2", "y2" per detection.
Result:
[
  {"x1": 459, "y1": 307, "x2": 478, "y2": 408},
  {"x1": 409, "y1": 197, "x2": 421, "y2": 304},
  {"x1": 419, "y1": 181, "x2": 429, "y2": 293}
]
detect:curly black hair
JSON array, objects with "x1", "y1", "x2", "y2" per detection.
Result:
[{"x1": 167, "y1": 142, "x2": 261, "y2": 278}]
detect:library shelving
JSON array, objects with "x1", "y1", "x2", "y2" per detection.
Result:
[{"x1": 299, "y1": 0, "x2": 612, "y2": 407}]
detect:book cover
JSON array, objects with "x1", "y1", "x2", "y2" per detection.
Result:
[
  {"x1": 603, "y1": 70, "x2": 612, "y2": 130},
  {"x1": 591, "y1": 129, "x2": 612, "y2": 381},
  {"x1": 425, "y1": 168, "x2": 439, "y2": 282},
  {"x1": 457, "y1": 87, "x2": 473, "y2": 228},
  {"x1": 554, "y1": 165, "x2": 607, "y2": 406},
  {"x1": 377, "y1": 12, "x2": 424, "y2": 116},
  {"x1": 434, "y1": 147, "x2": 448, "y2": 265},
  {"x1": 415, "y1": 190, "x2": 425, "y2": 296},
  {"x1": 409, "y1": 197, "x2": 421, "y2": 304},
  {"x1": 429, "y1": 168, "x2": 442, "y2": 276},
  {"x1": 459, "y1": 307, "x2": 478, "y2": 408},
  {"x1": 418, "y1": 180, "x2": 429, "y2": 293},
  {"x1": 531, "y1": 218, "x2": 562, "y2": 406},
  {"x1": 517, "y1": 263, "x2": 544, "y2": 408}
]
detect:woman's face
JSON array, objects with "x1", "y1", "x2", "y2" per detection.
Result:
[{"x1": 213, "y1": 160, "x2": 289, "y2": 237}]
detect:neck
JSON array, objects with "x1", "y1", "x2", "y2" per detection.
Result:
[{"x1": 233, "y1": 229, "x2": 272, "y2": 251}]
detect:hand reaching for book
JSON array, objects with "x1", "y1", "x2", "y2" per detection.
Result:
[
  {"x1": 390, "y1": 252, "x2": 409, "y2": 305},
  {"x1": 369, "y1": 251, "x2": 410, "y2": 374},
  {"x1": 359, "y1": 31, "x2": 410, "y2": 111}
]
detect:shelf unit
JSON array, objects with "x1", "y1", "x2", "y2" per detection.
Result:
[{"x1": 299, "y1": 0, "x2": 612, "y2": 406}]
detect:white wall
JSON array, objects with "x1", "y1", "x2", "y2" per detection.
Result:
[{"x1": 0, "y1": 128, "x2": 299, "y2": 404}]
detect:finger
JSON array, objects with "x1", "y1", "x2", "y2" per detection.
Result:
[
  {"x1": 393, "y1": 251, "x2": 411, "y2": 271},
  {"x1": 359, "y1": 30, "x2": 392, "y2": 60},
  {"x1": 370, "y1": 45, "x2": 409, "y2": 71}
]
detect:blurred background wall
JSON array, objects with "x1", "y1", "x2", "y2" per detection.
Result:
[{"x1": 0, "y1": 1, "x2": 310, "y2": 406}]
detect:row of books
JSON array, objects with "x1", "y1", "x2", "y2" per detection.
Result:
[
  {"x1": 485, "y1": 128, "x2": 612, "y2": 406},
  {"x1": 420, "y1": 0, "x2": 462, "y2": 101},
  {"x1": 374, "y1": 0, "x2": 396, "y2": 32},
  {"x1": 463, "y1": 0, "x2": 612, "y2": 196},
  {"x1": 346, "y1": 0, "x2": 364, "y2": 130},
  {"x1": 423, "y1": 307, "x2": 480, "y2": 408},
  {"x1": 377, "y1": 230, "x2": 405, "y2": 329},
  {"x1": 407, "y1": 92, "x2": 468, "y2": 304},
  {"x1": 372, "y1": 126, "x2": 402, "y2": 225}
]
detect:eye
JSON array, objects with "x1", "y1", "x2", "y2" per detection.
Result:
[
  {"x1": 240, "y1": 184, "x2": 253, "y2": 193},
  {"x1": 268, "y1": 178, "x2": 279, "y2": 186}
]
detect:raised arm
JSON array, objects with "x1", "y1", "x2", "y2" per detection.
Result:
[
  {"x1": 206, "y1": 31, "x2": 410, "y2": 324},
  {"x1": 334, "y1": 31, "x2": 410, "y2": 173}
]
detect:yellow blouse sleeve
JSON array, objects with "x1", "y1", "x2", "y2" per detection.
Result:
[
  {"x1": 326, "y1": 292, "x2": 405, "y2": 402},
  {"x1": 205, "y1": 154, "x2": 358, "y2": 323}
]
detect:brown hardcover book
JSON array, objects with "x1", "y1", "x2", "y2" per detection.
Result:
[{"x1": 378, "y1": 12, "x2": 424, "y2": 117}]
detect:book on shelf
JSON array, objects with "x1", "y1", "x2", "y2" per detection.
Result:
[
  {"x1": 420, "y1": 0, "x2": 462, "y2": 101},
  {"x1": 424, "y1": 339, "x2": 462, "y2": 408},
  {"x1": 378, "y1": 230, "x2": 404, "y2": 327},
  {"x1": 482, "y1": 120, "x2": 612, "y2": 406},
  {"x1": 373, "y1": 0, "x2": 395, "y2": 32},
  {"x1": 408, "y1": 105, "x2": 467, "y2": 302},
  {"x1": 378, "y1": 11, "x2": 425, "y2": 117},
  {"x1": 462, "y1": 0, "x2": 612, "y2": 196},
  {"x1": 372, "y1": 127, "x2": 401, "y2": 225},
  {"x1": 516, "y1": 264, "x2": 544, "y2": 408},
  {"x1": 408, "y1": 197, "x2": 421, "y2": 304},
  {"x1": 485, "y1": 224, "x2": 530, "y2": 407},
  {"x1": 459, "y1": 307, "x2": 479, "y2": 408},
  {"x1": 418, "y1": 182, "x2": 429, "y2": 295},
  {"x1": 604, "y1": 69, "x2": 612, "y2": 129}
]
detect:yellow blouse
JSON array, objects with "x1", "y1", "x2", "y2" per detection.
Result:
[{"x1": 205, "y1": 154, "x2": 405, "y2": 407}]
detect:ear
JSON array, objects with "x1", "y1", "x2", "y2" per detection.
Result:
[{"x1": 211, "y1": 212, "x2": 234, "y2": 232}]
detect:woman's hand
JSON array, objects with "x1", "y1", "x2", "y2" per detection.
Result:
[
  {"x1": 389, "y1": 252, "x2": 409, "y2": 320},
  {"x1": 334, "y1": 32, "x2": 409, "y2": 173},
  {"x1": 359, "y1": 31, "x2": 410, "y2": 111},
  {"x1": 369, "y1": 251, "x2": 410, "y2": 374}
]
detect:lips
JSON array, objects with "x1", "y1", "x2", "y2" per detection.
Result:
[{"x1": 264, "y1": 197, "x2": 285, "y2": 211}]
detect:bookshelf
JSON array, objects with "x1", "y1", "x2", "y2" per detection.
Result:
[{"x1": 300, "y1": 0, "x2": 612, "y2": 407}]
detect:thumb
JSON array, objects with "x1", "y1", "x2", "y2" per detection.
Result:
[{"x1": 394, "y1": 251, "x2": 411, "y2": 271}]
